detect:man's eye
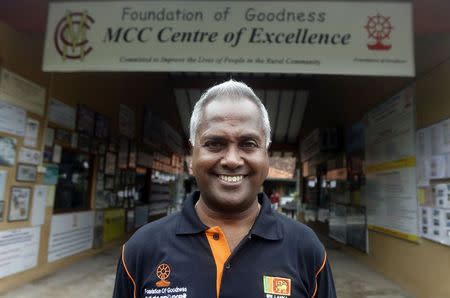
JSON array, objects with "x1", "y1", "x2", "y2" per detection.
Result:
[
  {"x1": 241, "y1": 141, "x2": 258, "y2": 148},
  {"x1": 204, "y1": 141, "x2": 223, "y2": 150}
]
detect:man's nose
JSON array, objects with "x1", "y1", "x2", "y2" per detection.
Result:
[{"x1": 220, "y1": 146, "x2": 244, "y2": 169}]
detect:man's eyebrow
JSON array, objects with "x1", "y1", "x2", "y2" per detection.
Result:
[{"x1": 239, "y1": 133, "x2": 263, "y2": 141}]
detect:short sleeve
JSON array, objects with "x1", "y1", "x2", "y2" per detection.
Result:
[
  {"x1": 314, "y1": 253, "x2": 336, "y2": 298},
  {"x1": 112, "y1": 250, "x2": 136, "y2": 298}
]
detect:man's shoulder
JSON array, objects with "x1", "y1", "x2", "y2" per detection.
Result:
[
  {"x1": 124, "y1": 211, "x2": 180, "y2": 254},
  {"x1": 275, "y1": 212, "x2": 325, "y2": 252}
]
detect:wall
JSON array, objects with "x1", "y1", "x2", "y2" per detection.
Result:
[
  {"x1": 0, "y1": 21, "x2": 177, "y2": 293},
  {"x1": 346, "y1": 59, "x2": 450, "y2": 298}
]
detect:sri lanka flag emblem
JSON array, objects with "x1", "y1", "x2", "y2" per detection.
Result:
[{"x1": 263, "y1": 275, "x2": 291, "y2": 296}]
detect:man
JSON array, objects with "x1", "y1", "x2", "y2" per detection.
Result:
[
  {"x1": 113, "y1": 80, "x2": 336, "y2": 298},
  {"x1": 270, "y1": 190, "x2": 280, "y2": 211}
]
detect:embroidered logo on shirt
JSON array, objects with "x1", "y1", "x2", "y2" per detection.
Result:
[
  {"x1": 155, "y1": 263, "x2": 171, "y2": 287},
  {"x1": 263, "y1": 275, "x2": 291, "y2": 296}
]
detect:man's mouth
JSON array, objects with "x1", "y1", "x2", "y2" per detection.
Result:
[{"x1": 217, "y1": 175, "x2": 245, "y2": 183}]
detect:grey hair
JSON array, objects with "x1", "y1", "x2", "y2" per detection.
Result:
[{"x1": 189, "y1": 80, "x2": 271, "y2": 148}]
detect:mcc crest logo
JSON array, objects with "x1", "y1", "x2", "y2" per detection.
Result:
[{"x1": 54, "y1": 10, "x2": 95, "y2": 61}]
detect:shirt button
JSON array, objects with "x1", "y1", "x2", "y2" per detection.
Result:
[
  {"x1": 213, "y1": 233, "x2": 219, "y2": 240},
  {"x1": 225, "y1": 263, "x2": 231, "y2": 269}
]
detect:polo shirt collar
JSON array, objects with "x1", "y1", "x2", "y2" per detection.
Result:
[
  {"x1": 250, "y1": 192, "x2": 283, "y2": 240},
  {"x1": 175, "y1": 191, "x2": 283, "y2": 241},
  {"x1": 176, "y1": 191, "x2": 208, "y2": 235}
]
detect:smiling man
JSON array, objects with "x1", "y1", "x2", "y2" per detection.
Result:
[{"x1": 113, "y1": 80, "x2": 336, "y2": 298}]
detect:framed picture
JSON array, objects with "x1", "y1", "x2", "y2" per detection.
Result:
[
  {"x1": 118, "y1": 138, "x2": 129, "y2": 169},
  {"x1": 43, "y1": 146, "x2": 53, "y2": 163},
  {"x1": 77, "y1": 104, "x2": 95, "y2": 136},
  {"x1": 8, "y1": 187, "x2": 31, "y2": 222},
  {"x1": 77, "y1": 133, "x2": 91, "y2": 152},
  {"x1": 128, "y1": 142, "x2": 137, "y2": 168},
  {"x1": 16, "y1": 164, "x2": 37, "y2": 182},
  {"x1": 96, "y1": 172, "x2": 104, "y2": 191},
  {"x1": 98, "y1": 142, "x2": 107, "y2": 155},
  {"x1": 105, "y1": 152, "x2": 117, "y2": 175},
  {"x1": 104, "y1": 175, "x2": 115, "y2": 190},
  {"x1": 98, "y1": 155, "x2": 105, "y2": 172},
  {"x1": 0, "y1": 136, "x2": 17, "y2": 166},
  {"x1": 95, "y1": 113, "x2": 110, "y2": 139}
]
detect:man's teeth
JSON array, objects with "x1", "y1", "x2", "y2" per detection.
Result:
[{"x1": 219, "y1": 175, "x2": 244, "y2": 183}]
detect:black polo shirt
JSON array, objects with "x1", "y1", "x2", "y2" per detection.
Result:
[{"x1": 113, "y1": 192, "x2": 336, "y2": 298}]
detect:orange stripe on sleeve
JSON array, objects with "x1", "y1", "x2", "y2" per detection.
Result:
[
  {"x1": 205, "y1": 226, "x2": 232, "y2": 298},
  {"x1": 311, "y1": 251, "x2": 328, "y2": 298},
  {"x1": 121, "y1": 245, "x2": 137, "y2": 298}
]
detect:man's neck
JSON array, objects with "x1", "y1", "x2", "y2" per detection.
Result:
[{"x1": 195, "y1": 197, "x2": 261, "y2": 251}]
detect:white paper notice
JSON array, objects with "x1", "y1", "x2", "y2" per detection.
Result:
[
  {"x1": 0, "y1": 227, "x2": 41, "y2": 279},
  {"x1": 441, "y1": 119, "x2": 450, "y2": 154},
  {"x1": 0, "y1": 100, "x2": 26, "y2": 136},
  {"x1": 48, "y1": 98, "x2": 76, "y2": 130},
  {"x1": 24, "y1": 118, "x2": 39, "y2": 147},
  {"x1": 45, "y1": 127, "x2": 55, "y2": 147},
  {"x1": 0, "y1": 68, "x2": 46, "y2": 116},
  {"x1": 52, "y1": 144, "x2": 62, "y2": 163},
  {"x1": 0, "y1": 170, "x2": 7, "y2": 202},
  {"x1": 48, "y1": 211, "x2": 94, "y2": 262},
  {"x1": 18, "y1": 147, "x2": 41, "y2": 165},
  {"x1": 430, "y1": 155, "x2": 446, "y2": 179},
  {"x1": 31, "y1": 185, "x2": 47, "y2": 226},
  {"x1": 431, "y1": 124, "x2": 444, "y2": 156}
]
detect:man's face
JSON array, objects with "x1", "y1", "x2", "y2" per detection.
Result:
[{"x1": 191, "y1": 97, "x2": 269, "y2": 213}]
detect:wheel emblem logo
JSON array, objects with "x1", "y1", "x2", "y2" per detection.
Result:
[{"x1": 364, "y1": 13, "x2": 393, "y2": 51}]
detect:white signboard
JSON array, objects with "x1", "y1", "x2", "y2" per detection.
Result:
[
  {"x1": 0, "y1": 68, "x2": 46, "y2": 116},
  {"x1": 43, "y1": 1, "x2": 414, "y2": 76},
  {"x1": 0, "y1": 227, "x2": 41, "y2": 279},
  {"x1": 48, "y1": 98, "x2": 76, "y2": 130},
  {"x1": 364, "y1": 86, "x2": 418, "y2": 241},
  {"x1": 0, "y1": 100, "x2": 26, "y2": 136},
  {"x1": 48, "y1": 211, "x2": 94, "y2": 262}
]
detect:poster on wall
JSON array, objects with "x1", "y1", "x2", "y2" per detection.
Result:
[
  {"x1": 43, "y1": 164, "x2": 59, "y2": 185},
  {"x1": 0, "y1": 227, "x2": 41, "y2": 279},
  {"x1": 0, "y1": 170, "x2": 7, "y2": 203},
  {"x1": 45, "y1": 127, "x2": 55, "y2": 147},
  {"x1": 18, "y1": 147, "x2": 41, "y2": 165},
  {"x1": 0, "y1": 136, "x2": 17, "y2": 166},
  {"x1": 0, "y1": 68, "x2": 46, "y2": 116},
  {"x1": 77, "y1": 104, "x2": 95, "y2": 136},
  {"x1": 31, "y1": 185, "x2": 48, "y2": 226},
  {"x1": 95, "y1": 113, "x2": 110, "y2": 139},
  {"x1": 105, "y1": 152, "x2": 117, "y2": 175},
  {"x1": 16, "y1": 164, "x2": 38, "y2": 182},
  {"x1": 364, "y1": 85, "x2": 418, "y2": 242},
  {"x1": 48, "y1": 98, "x2": 76, "y2": 130},
  {"x1": 103, "y1": 209, "x2": 125, "y2": 242},
  {"x1": 8, "y1": 187, "x2": 31, "y2": 222},
  {"x1": 48, "y1": 211, "x2": 94, "y2": 262},
  {"x1": 0, "y1": 101, "x2": 26, "y2": 136},
  {"x1": 24, "y1": 118, "x2": 39, "y2": 148}
]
